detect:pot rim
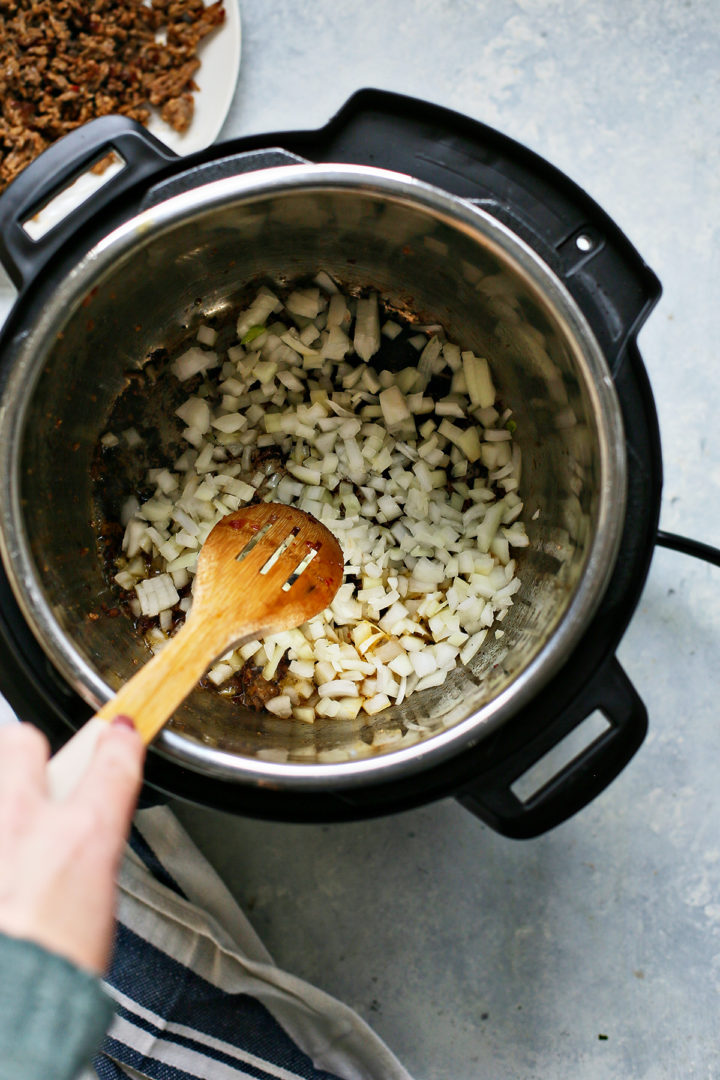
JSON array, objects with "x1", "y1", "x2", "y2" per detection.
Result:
[{"x1": 0, "y1": 162, "x2": 627, "y2": 789}]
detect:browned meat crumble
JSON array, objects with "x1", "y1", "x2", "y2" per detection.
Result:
[{"x1": 0, "y1": 0, "x2": 225, "y2": 192}]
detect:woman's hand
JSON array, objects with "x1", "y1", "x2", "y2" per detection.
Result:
[{"x1": 0, "y1": 719, "x2": 144, "y2": 975}]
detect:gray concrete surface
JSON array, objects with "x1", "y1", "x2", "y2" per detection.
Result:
[{"x1": 2, "y1": 1, "x2": 720, "y2": 1077}]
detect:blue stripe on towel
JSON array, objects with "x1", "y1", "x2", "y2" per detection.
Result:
[
  {"x1": 105, "y1": 1003, "x2": 300, "y2": 1080},
  {"x1": 102, "y1": 1035, "x2": 202, "y2": 1080},
  {"x1": 94, "y1": 1056, "x2": 128, "y2": 1079},
  {"x1": 103, "y1": 924, "x2": 342, "y2": 1080},
  {"x1": 129, "y1": 826, "x2": 188, "y2": 899}
]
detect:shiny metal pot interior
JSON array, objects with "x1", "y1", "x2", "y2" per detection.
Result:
[{"x1": 0, "y1": 164, "x2": 626, "y2": 789}]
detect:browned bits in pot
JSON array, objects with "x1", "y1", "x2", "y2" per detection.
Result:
[
  {"x1": 0, "y1": 0, "x2": 225, "y2": 193},
  {"x1": 224, "y1": 656, "x2": 292, "y2": 712}
]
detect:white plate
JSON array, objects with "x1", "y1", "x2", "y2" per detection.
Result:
[
  {"x1": 146, "y1": 0, "x2": 242, "y2": 155},
  {"x1": 0, "y1": 0, "x2": 242, "y2": 320}
]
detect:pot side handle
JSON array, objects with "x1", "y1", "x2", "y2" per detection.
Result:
[
  {"x1": 0, "y1": 116, "x2": 177, "y2": 291},
  {"x1": 296, "y1": 89, "x2": 661, "y2": 369},
  {"x1": 456, "y1": 656, "x2": 647, "y2": 839},
  {"x1": 465, "y1": 188, "x2": 661, "y2": 373}
]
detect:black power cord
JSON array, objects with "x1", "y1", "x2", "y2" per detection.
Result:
[{"x1": 656, "y1": 530, "x2": 720, "y2": 569}]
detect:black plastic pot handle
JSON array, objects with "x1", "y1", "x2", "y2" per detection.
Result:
[
  {"x1": 470, "y1": 172, "x2": 659, "y2": 365},
  {"x1": 0, "y1": 116, "x2": 178, "y2": 290},
  {"x1": 465, "y1": 187, "x2": 659, "y2": 370},
  {"x1": 457, "y1": 656, "x2": 647, "y2": 839},
  {"x1": 286, "y1": 89, "x2": 661, "y2": 367}
]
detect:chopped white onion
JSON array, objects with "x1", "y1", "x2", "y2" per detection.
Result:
[
  {"x1": 353, "y1": 294, "x2": 381, "y2": 362},
  {"x1": 236, "y1": 287, "x2": 281, "y2": 340},
  {"x1": 172, "y1": 347, "x2": 218, "y2": 382},
  {"x1": 462, "y1": 352, "x2": 495, "y2": 409},
  {"x1": 196, "y1": 324, "x2": 218, "y2": 346},
  {"x1": 111, "y1": 276, "x2": 526, "y2": 727}
]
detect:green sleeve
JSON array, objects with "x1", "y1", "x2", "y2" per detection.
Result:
[{"x1": 0, "y1": 931, "x2": 115, "y2": 1080}]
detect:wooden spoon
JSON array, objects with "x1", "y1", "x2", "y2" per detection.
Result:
[{"x1": 47, "y1": 503, "x2": 344, "y2": 799}]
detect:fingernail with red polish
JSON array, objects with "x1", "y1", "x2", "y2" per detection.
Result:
[{"x1": 112, "y1": 714, "x2": 136, "y2": 731}]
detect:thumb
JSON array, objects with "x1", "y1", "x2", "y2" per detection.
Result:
[{"x1": 69, "y1": 717, "x2": 145, "y2": 845}]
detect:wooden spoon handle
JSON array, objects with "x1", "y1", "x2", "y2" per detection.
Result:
[
  {"x1": 47, "y1": 617, "x2": 217, "y2": 800},
  {"x1": 92, "y1": 616, "x2": 216, "y2": 740}
]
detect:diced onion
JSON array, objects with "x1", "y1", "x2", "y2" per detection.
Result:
[
  {"x1": 135, "y1": 574, "x2": 179, "y2": 618},
  {"x1": 236, "y1": 287, "x2": 281, "y2": 340},
  {"x1": 197, "y1": 325, "x2": 218, "y2": 346},
  {"x1": 110, "y1": 275, "x2": 527, "y2": 730},
  {"x1": 172, "y1": 348, "x2": 218, "y2": 382},
  {"x1": 353, "y1": 294, "x2": 381, "y2": 362}
]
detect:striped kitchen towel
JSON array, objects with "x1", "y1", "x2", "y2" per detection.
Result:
[{"x1": 92, "y1": 806, "x2": 413, "y2": 1080}]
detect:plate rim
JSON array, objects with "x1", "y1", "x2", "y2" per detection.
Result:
[{"x1": 145, "y1": 0, "x2": 242, "y2": 155}]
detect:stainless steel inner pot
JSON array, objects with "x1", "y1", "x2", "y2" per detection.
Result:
[{"x1": 0, "y1": 164, "x2": 626, "y2": 789}]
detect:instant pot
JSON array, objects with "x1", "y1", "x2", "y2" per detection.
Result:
[{"x1": 0, "y1": 90, "x2": 702, "y2": 838}]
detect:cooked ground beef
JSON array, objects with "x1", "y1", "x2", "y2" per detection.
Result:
[{"x1": 0, "y1": 0, "x2": 225, "y2": 193}]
